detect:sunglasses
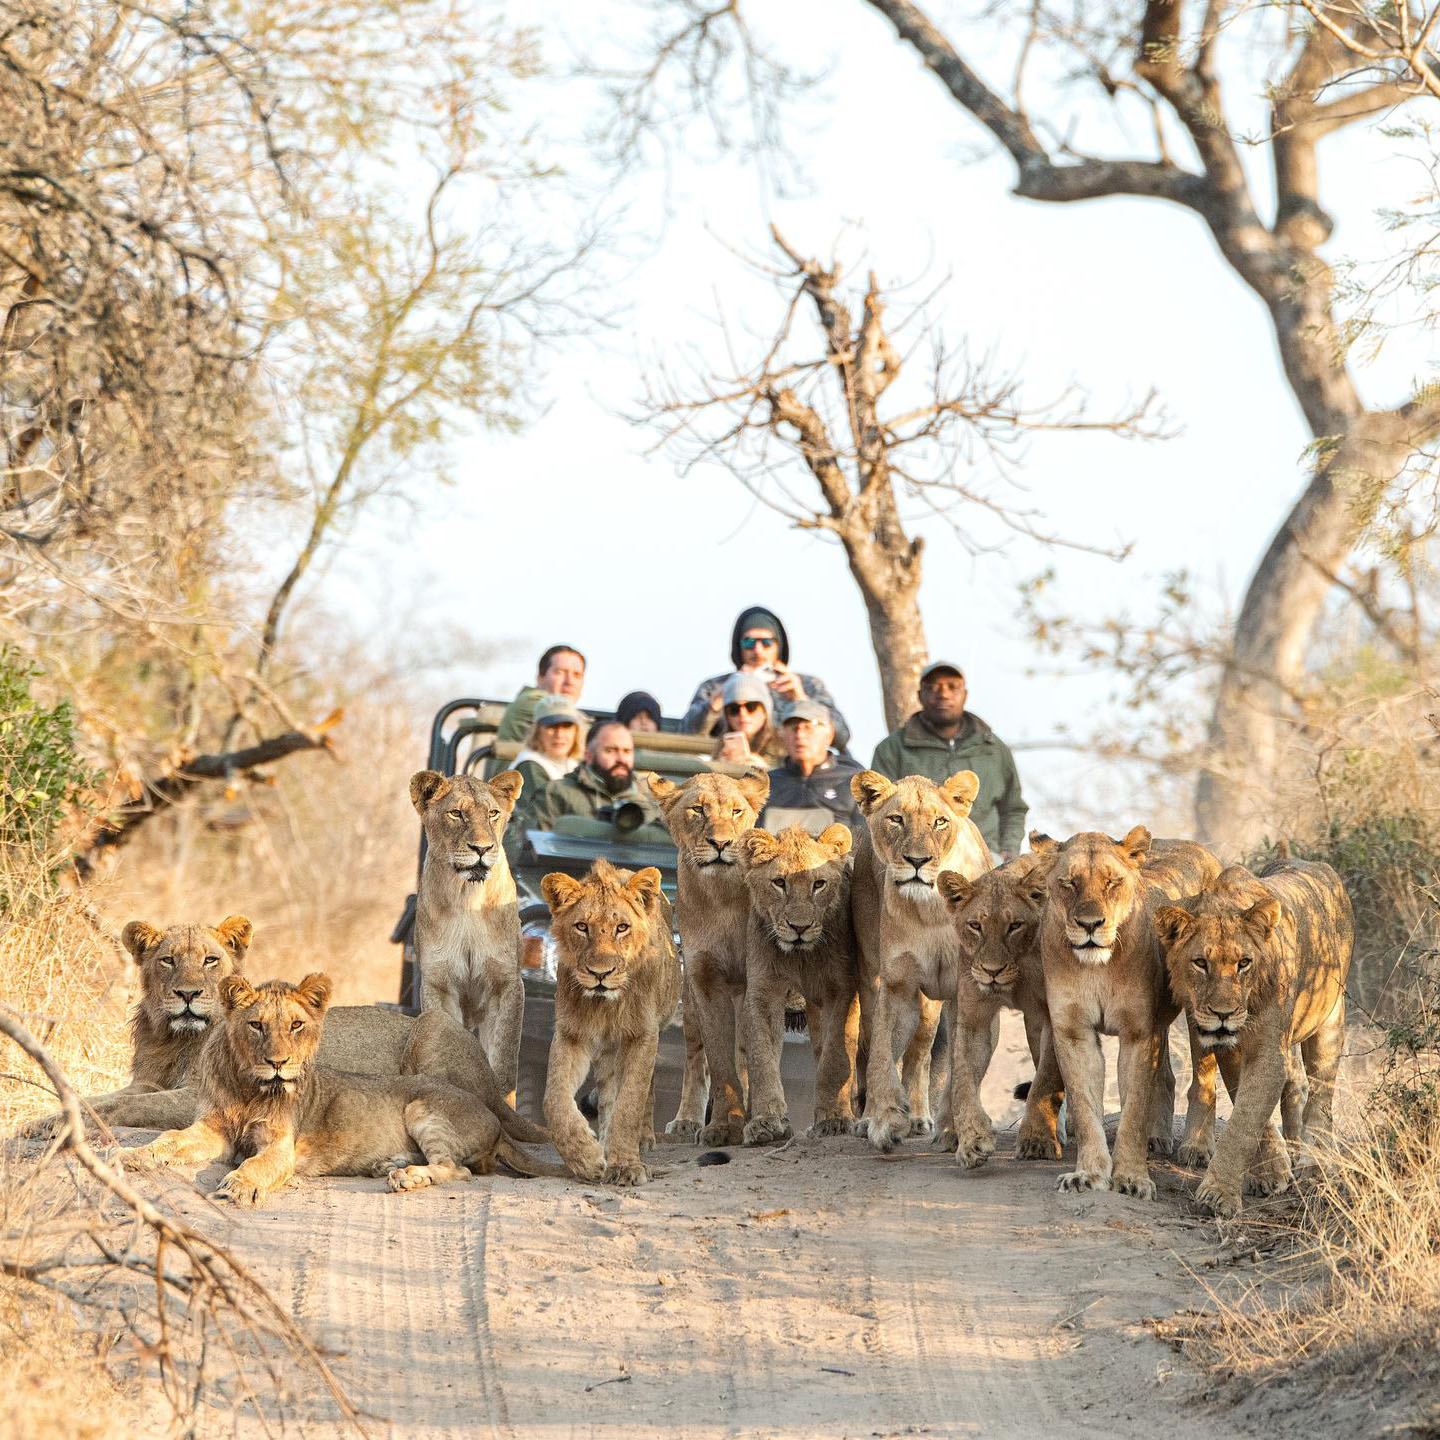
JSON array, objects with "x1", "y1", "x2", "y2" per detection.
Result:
[
  {"x1": 725, "y1": 701, "x2": 765, "y2": 715},
  {"x1": 739, "y1": 635, "x2": 778, "y2": 650}
]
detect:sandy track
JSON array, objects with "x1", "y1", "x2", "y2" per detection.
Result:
[{"x1": 146, "y1": 1076, "x2": 1250, "y2": 1439}]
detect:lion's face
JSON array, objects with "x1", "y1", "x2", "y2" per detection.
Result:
[
  {"x1": 1156, "y1": 895, "x2": 1281, "y2": 1049},
  {"x1": 1045, "y1": 828, "x2": 1152, "y2": 966},
  {"x1": 649, "y1": 771, "x2": 770, "y2": 870},
  {"x1": 410, "y1": 770, "x2": 522, "y2": 882},
  {"x1": 939, "y1": 852, "x2": 1051, "y2": 992},
  {"x1": 218, "y1": 973, "x2": 332, "y2": 1094},
  {"x1": 122, "y1": 917, "x2": 252, "y2": 1035},
  {"x1": 543, "y1": 861, "x2": 661, "y2": 1003},
  {"x1": 737, "y1": 823, "x2": 851, "y2": 952},
  {"x1": 852, "y1": 770, "x2": 983, "y2": 907}
]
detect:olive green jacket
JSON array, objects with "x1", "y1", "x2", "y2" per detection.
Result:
[
  {"x1": 530, "y1": 763, "x2": 663, "y2": 831},
  {"x1": 497, "y1": 685, "x2": 546, "y2": 743},
  {"x1": 870, "y1": 712, "x2": 1027, "y2": 854}
]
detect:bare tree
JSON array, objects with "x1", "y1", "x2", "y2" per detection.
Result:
[
  {"x1": 643, "y1": 228, "x2": 1157, "y2": 728},
  {"x1": 612, "y1": 0, "x2": 1440, "y2": 847}
]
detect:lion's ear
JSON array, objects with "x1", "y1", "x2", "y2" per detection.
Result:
[
  {"x1": 851, "y1": 770, "x2": 895, "y2": 815},
  {"x1": 1116, "y1": 825, "x2": 1152, "y2": 866},
  {"x1": 818, "y1": 823, "x2": 852, "y2": 860},
  {"x1": 736, "y1": 770, "x2": 771, "y2": 815},
  {"x1": 219, "y1": 975, "x2": 255, "y2": 1012},
  {"x1": 647, "y1": 774, "x2": 679, "y2": 807},
  {"x1": 1028, "y1": 830, "x2": 1057, "y2": 856},
  {"x1": 121, "y1": 921, "x2": 164, "y2": 964},
  {"x1": 1154, "y1": 906, "x2": 1193, "y2": 951},
  {"x1": 541, "y1": 872, "x2": 582, "y2": 912},
  {"x1": 942, "y1": 770, "x2": 980, "y2": 816},
  {"x1": 1243, "y1": 897, "x2": 1282, "y2": 943},
  {"x1": 487, "y1": 769, "x2": 523, "y2": 812},
  {"x1": 937, "y1": 871, "x2": 973, "y2": 910},
  {"x1": 214, "y1": 915, "x2": 252, "y2": 963},
  {"x1": 409, "y1": 770, "x2": 448, "y2": 814},
  {"x1": 628, "y1": 867, "x2": 663, "y2": 909},
  {"x1": 293, "y1": 972, "x2": 333, "y2": 1016},
  {"x1": 737, "y1": 829, "x2": 779, "y2": 867}
]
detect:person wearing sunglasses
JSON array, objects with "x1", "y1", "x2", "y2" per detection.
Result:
[
  {"x1": 709, "y1": 672, "x2": 786, "y2": 767},
  {"x1": 681, "y1": 604, "x2": 851, "y2": 754}
]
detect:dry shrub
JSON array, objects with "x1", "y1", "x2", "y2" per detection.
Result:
[{"x1": 104, "y1": 694, "x2": 424, "y2": 1005}]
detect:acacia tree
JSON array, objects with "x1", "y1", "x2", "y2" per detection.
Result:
[
  {"x1": 618, "y1": 0, "x2": 1440, "y2": 847},
  {"x1": 644, "y1": 228, "x2": 1155, "y2": 728}
]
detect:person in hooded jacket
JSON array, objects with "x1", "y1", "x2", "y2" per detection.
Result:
[{"x1": 681, "y1": 605, "x2": 851, "y2": 754}]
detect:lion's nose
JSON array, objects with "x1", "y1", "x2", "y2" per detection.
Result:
[
  {"x1": 468, "y1": 842, "x2": 493, "y2": 860},
  {"x1": 1209, "y1": 1005, "x2": 1238, "y2": 1021},
  {"x1": 586, "y1": 964, "x2": 616, "y2": 983},
  {"x1": 903, "y1": 855, "x2": 928, "y2": 870},
  {"x1": 265, "y1": 1056, "x2": 290, "y2": 1070},
  {"x1": 1076, "y1": 913, "x2": 1104, "y2": 934},
  {"x1": 711, "y1": 838, "x2": 730, "y2": 855},
  {"x1": 174, "y1": 988, "x2": 202, "y2": 1004}
]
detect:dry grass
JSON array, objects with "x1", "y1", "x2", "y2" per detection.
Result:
[{"x1": 104, "y1": 695, "x2": 424, "y2": 1006}]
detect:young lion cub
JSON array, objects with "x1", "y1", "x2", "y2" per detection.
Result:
[
  {"x1": 128, "y1": 974, "x2": 556, "y2": 1206},
  {"x1": 541, "y1": 861, "x2": 681, "y2": 1186},
  {"x1": 736, "y1": 824, "x2": 859, "y2": 1144}
]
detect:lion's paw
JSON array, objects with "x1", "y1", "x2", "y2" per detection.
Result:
[
  {"x1": 1057, "y1": 1166, "x2": 1109, "y2": 1193},
  {"x1": 664, "y1": 1117, "x2": 703, "y2": 1143},
  {"x1": 1245, "y1": 1150, "x2": 1293, "y2": 1198},
  {"x1": 807, "y1": 1115, "x2": 853, "y2": 1139},
  {"x1": 564, "y1": 1148, "x2": 607, "y2": 1182},
  {"x1": 906, "y1": 1114, "x2": 935, "y2": 1139},
  {"x1": 861, "y1": 1107, "x2": 907, "y2": 1154},
  {"x1": 1147, "y1": 1132, "x2": 1176, "y2": 1158},
  {"x1": 125, "y1": 1138, "x2": 185, "y2": 1172},
  {"x1": 639, "y1": 1129, "x2": 657, "y2": 1154},
  {"x1": 931, "y1": 1128, "x2": 959, "y2": 1154},
  {"x1": 699, "y1": 1119, "x2": 744, "y2": 1148},
  {"x1": 213, "y1": 1171, "x2": 268, "y2": 1208},
  {"x1": 1015, "y1": 1129, "x2": 1063, "y2": 1162},
  {"x1": 743, "y1": 1115, "x2": 792, "y2": 1147},
  {"x1": 1196, "y1": 1172, "x2": 1242, "y2": 1218},
  {"x1": 1176, "y1": 1140, "x2": 1214, "y2": 1169},
  {"x1": 1111, "y1": 1168, "x2": 1157, "y2": 1201},
  {"x1": 387, "y1": 1164, "x2": 434, "y2": 1192},
  {"x1": 956, "y1": 1128, "x2": 995, "y2": 1170},
  {"x1": 603, "y1": 1159, "x2": 650, "y2": 1187}
]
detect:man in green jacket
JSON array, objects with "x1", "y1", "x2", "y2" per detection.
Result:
[
  {"x1": 529, "y1": 722, "x2": 663, "y2": 833},
  {"x1": 871, "y1": 660, "x2": 1028, "y2": 858},
  {"x1": 496, "y1": 643, "x2": 587, "y2": 742}
]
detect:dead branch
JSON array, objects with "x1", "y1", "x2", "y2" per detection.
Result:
[{"x1": 0, "y1": 1002, "x2": 363, "y2": 1434}]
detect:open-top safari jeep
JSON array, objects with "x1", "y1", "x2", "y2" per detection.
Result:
[{"x1": 389, "y1": 699, "x2": 818, "y2": 1128}]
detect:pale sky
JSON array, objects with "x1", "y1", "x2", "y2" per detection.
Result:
[{"x1": 313, "y1": 1, "x2": 1433, "y2": 835}]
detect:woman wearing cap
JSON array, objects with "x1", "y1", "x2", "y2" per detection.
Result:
[
  {"x1": 681, "y1": 604, "x2": 851, "y2": 753},
  {"x1": 708, "y1": 672, "x2": 786, "y2": 767},
  {"x1": 615, "y1": 690, "x2": 663, "y2": 734},
  {"x1": 512, "y1": 695, "x2": 587, "y2": 801}
]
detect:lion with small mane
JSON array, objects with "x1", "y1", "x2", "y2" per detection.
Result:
[
  {"x1": 18, "y1": 915, "x2": 545, "y2": 1147},
  {"x1": 736, "y1": 823, "x2": 859, "y2": 1144},
  {"x1": 541, "y1": 860, "x2": 681, "y2": 1186},
  {"x1": 850, "y1": 769, "x2": 993, "y2": 1153},
  {"x1": 1155, "y1": 858, "x2": 1353, "y2": 1216},
  {"x1": 649, "y1": 771, "x2": 769, "y2": 1145},
  {"x1": 127, "y1": 974, "x2": 557, "y2": 1207},
  {"x1": 1040, "y1": 827, "x2": 1221, "y2": 1199}
]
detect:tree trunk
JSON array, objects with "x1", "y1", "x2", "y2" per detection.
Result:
[
  {"x1": 1196, "y1": 419, "x2": 1417, "y2": 852},
  {"x1": 844, "y1": 535, "x2": 928, "y2": 732}
]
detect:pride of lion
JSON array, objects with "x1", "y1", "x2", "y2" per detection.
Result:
[{"x1": 19, "y1": 761, "x2": 1354, "y2": 1218}]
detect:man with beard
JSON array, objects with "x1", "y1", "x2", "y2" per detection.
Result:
[
  {"x1": 529, "y1": 721, "x2": 664, "y2": 835},
  {"x1": 870, "y1": 660, "x2": 1028, "y2": 859}
]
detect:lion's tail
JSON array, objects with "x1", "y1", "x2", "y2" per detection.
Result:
[
  {"x1": 494, "y1": 1137, "x2": 568, "y2": 1180},
  {"x1": 495, "y1": 1098, "x2": 549, "y2": 1146}
]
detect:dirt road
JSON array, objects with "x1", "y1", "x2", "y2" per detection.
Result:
[{"x1": 137, "y1": 1016, "x2": 1261, "y2": 1440}]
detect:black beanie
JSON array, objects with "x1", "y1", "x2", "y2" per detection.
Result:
[{"x1": 616, "y1": 690, "x2": 662, "y2": 728}]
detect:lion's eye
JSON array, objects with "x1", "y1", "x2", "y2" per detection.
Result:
[
  {"x1": 1191, "y1": 956, "x2": 1208, "y2": 972},
  {"x1": 158, "y1": 957, "x2": 174, "y2": 969},
  {"x1": 290, "y1": 1019, "x2": 304, "y2": 1033},
  {"x1": 203, "y1": 955, "x2": 220, "y2": 968},
  {"x1": 812, "y1": 879, "x2": 827, "y2": 893},
  {"x1": 887, "y1": 815, "x2": 903, "y2": 827},
  {"x1": 934, "y1": 816, "x2": 949, "y2": 830},
  {"x1": 615, "y1": 922, "x2": 630, "y2": 936},
  {"x1": 1028, "y1": 889, "x2": 1046, "y2": 904},
  {"x1": 489, "y1": 809, "x2": 501, "y2": 822},
  {"x1": 1238, "y1": 956, "x2": 1252, "y2": 972},
  {"x1": 1058, "y1": 878, "x2": 1075, "y2": 892},
  {"x1": 688, "y1": 806, "x2": 704, "y2": 818},
  {"x1": 771, "y1": 879, "x2": 786, "y2": 892},
  {"x1": 1104, "y1": 877, "x2": 1122, "y2": 893},
  {"x1": 732, "y1": 808, "x2": 743, "y2": 818},
  {"x1": 448, "y1": 808, "x2": 464, "y2": 820},
  {"x1": 1006, "y1": 920, "x2": 1025, "y2": 935},
  {"x1": 967, "y1": 920, "x2": 982, "y2": 934},
  {"x1": 247, "y1": 1020, "x2": 264, "y2": 1033},
  {"x1": 574, "y1": 922, "x2": 589, "y2": 935}
]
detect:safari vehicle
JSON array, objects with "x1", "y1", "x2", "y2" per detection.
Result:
[{"x1": 389, "y1": 699, "x2": 820, "y2": 1127}]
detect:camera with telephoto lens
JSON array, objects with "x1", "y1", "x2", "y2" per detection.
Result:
[{"x1": 596, "y1": 800, "x2": 647, "y2": 834}]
